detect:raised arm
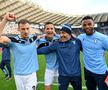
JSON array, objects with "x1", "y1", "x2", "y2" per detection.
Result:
[
  {"x1": 0, "y1": 12, "x2": 16, "y2": 44},
  {"x1": 0, "y1": 12, "x2": 16, "y2": 36}
]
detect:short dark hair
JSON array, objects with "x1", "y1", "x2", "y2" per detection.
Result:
[
  {"x1": 81, "y1": 16, "x2": 93, "y2": 22},
  {"x1": 18, "y1": 19, "x2": 29, "y2": 26},
  {"x1": 44, "y1": 22, "x2": 54, "y2": 28}
]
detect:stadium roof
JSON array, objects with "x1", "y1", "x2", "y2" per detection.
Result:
[{"x1": 0, "y1": 0, "x2": 108, "y2": 25}]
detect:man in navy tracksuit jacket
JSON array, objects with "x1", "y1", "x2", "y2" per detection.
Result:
[{"x1": 38, "y1": 24, "x2": 82, "y2": 90}]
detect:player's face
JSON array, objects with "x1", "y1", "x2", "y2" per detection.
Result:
[
  {"x1": 18, "y1": 23, "x2": 30, "y2": 39},
  {"x1": 44, "y1": 24, "x2": 55, "y2": 39},
  {"x1": 82, "y1": 19, "x2": 94, "y2": 35},
  {"x1": 60, "y1": 31, "x2": 71, "y2": 42}
]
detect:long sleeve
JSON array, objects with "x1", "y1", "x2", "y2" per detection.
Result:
[{"x1": 37, "y1": 42, "x2": 57, "y2": 54}]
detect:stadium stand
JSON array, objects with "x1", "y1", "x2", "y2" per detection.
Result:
[
  {"x1": 1, "y1": 22, "x2": 42, "y2": 36},
  {"x1": 0, "y1": 0, "x2": 108, "y2": 36}
]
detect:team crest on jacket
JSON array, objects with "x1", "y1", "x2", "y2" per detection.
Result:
[{"x1": 72, "y1": 41, "x2": 76, "y2": 44}]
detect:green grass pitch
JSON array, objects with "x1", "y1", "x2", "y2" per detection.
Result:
[{"x1": 0, "y1": 52, "x2": 108, "y2": 90}]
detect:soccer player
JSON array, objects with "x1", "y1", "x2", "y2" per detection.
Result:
[
  {"x1": 78, "y1": 16, "x2": 108, "y2": 90},
  {"x1": 37, "y1": 24, "x2": 82, "y2": 90},
  {"x1": 0, "y1": 12, "x2": 39, "y2": 90},
  {"x1": 37, "y1": 22, "x2": 59, "y2": 90},
  {"x1": 0, "y1": 44, "x2": 12, "y2": 80}
]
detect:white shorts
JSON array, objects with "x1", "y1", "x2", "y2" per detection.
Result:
[
  {"x1": 44, "y1": 69, "x2": 58, "y2": 86},
  {"x1": 14, "y1": 72, "x2": 37, "y2": 90}
]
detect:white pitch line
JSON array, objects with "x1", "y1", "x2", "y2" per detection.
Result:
[{"x1": 37, "y1": 81, "x2": 87, "y2": 89}]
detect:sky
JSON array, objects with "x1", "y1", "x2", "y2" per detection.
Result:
[{"x1": 30, "y1": 0, "x2": 108, "y2": 15}]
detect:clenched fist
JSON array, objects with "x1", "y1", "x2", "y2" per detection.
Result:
[{"x1": 3, "y1": 12, "x2": 16, "y2": 21}]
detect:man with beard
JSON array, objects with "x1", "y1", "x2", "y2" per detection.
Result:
[
  {"x1": 78, "y1": 16, "x2": 108, "y2": 90},
  {"x1": 37, "y1": 24, "x2": 82, "y2": 90},
  {"x1": 37, "y1": 22, "x2": 59, "y2": 90},
  {"x1": 0, "y1": 12, "x2": 39, "y2": 90}
]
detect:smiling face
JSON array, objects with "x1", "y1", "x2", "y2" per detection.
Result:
[
  {"x1": 59, "y1": 31, "x2": 71, "y2": 42},
  {"x1": 81, "y1": 16, "x2": 94, "y2": 35},
  {"x1": 44, "y1": 24, "x2": 55, "y2": 39}
]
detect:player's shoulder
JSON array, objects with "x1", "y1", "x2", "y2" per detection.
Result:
[
  {"x1": 71, "y1": 37, "x2": 81, "y2": 44},
  {"x1": 78, "y1": 33, "x2": 85, "y2": 37},
  {"x1": 37, "y1": 37, "x2": 46, "y2": 44},
  {"x1": 8, "y1": 35, "x2": 20, "y2": 43},
  {"x1": 95, "y1": 31, "x2": 107, "y2": 37}
]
